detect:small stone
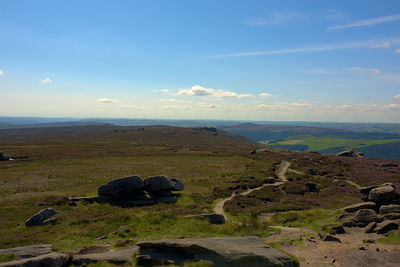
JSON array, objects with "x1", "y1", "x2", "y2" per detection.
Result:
[
  {"x1": 359, "y1": 246, "x2": 366, "y2": 250},
  {"x1": 322, "y1": 234, "x2": 341, "y2": 242}
]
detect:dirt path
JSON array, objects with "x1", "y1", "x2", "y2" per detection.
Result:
[
  {"x1": 276, "y1": 161, "x2": 291, "y2": 182},
  {"x1": 343, "y1": 179, "x2": 363, "y2": 189},
  {"x1": 213, "y1": 161, "x2": 290, "y2": 221},
  {"x1": 265, "y1": 226, "x2": 400, "y2": 266}
]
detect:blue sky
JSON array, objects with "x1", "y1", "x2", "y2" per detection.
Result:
[{"x1": 1, "y1": 0, "x2": 400, "y2": 122}]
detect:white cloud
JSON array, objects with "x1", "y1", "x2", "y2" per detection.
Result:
[
  {"x1": 244, "y1": 10, "x2": 305, "y2": 26},
  {"x1": 0, "y1": 69, "x2": 4, "y2": 75},
  {"x1": 121, "y1": 105, "x2": 145, "y2": 110},
  {"x1": 300, "y1": 69, "x2": 334, "y2": 74},
  {"x1": 395, "y1": 49, "x2": 400, "y2": 53},
  {"x1": 259, "y1": 93, "x2": 273, "y2": 98},
  {"x1": 257, "y1": 102, "x2": 312, "y2": 110},
  {"x1": 394, "y1": 95, "x2": 400, "y2": 100},
  {"x1": 211, "y1": 38, "x2": 400, "y2": 58},
  {"x1": 161, "y1": 105, "x2": 190, "y2": 109},
  {"x1": 41, "y1": 77, "x2": 52, "y2": 84},
  {"x1": 328, "y1": 14, "x2": 400, "y2": 30},
  {"x1": 157, "y1": 98, "x2": 188, "y2": 103},
  {"x1": 175, "y1": 85, "x2": 253, "y2": 99},
  {"x1": 348, "y1": 67, "x2": 381, "y2": 75},
  {"x1": 372, "y1": 42, "x2": 391, "y2": 48},
  {"x1": 160, "y1": 89, "x2": 170, "y2": 94},
  {"x1": 97, "y1": 98, "x2": 118, "y2": 103}
]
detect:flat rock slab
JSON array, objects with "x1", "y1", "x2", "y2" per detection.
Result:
[
  {"x1": 72, "y1": 247, "x2": 138, "y2": 265},
  {"x1": 0, "y1": 253, "x2": 69, "y2": 267},
  {"x1": 0, "y1": 244, "x2": 52, "y2": 259},
  {"x1": 136, "y1": 236, "x2": 294, "y2": 266},
  {"x1": 341, "y1": 202, "x2": 376, "y2": 213},
  {"x1": 25, "y1": 208, "x2": 57, "y2": 227},
  {"x1": 380, "y1": 204, "x2": 400, "y2": 215}
]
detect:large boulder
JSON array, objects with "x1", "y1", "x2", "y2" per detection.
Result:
[
  {"x1": 98, "y1": 176, "x2": 145, "y2": 199},
  {"x1": 0, "y1": 253, "x2": 70, "y2": 267},
  {"x1": 144, "y1": 176, "x2": 184, "y2": 192},
  {"x1": 336, "y1": 150, "x2": 363, "y2": 158},
  {"x1": 0, "y1": 244, "x2": 52, "y2": 259},
  {"x1": 25, "y1": 208, "x2": 57, "y2": 227},
  {"x1": 360, "y1": 183, "x2": 394, "y2": 195},
  {"x1": 379, "y1": 204, "x2": 400, "y2": 215},
  {"x1": 0, "y1": 152, "x2": 9, "y2": 161},
  {"x1": 136, "y1": 236, "x2": 294, "y2": 267},
  {"x1": 368, "y1": 185, "x2": 396, "y2": 204},
  {"x1": 72, "y1": 247, "x2": 138, "y2": 266},
  {"x1": 374, "y1": 219, "x2": 400, "y2": 235},
  {"x1": 352, "y1": 209, "x2": 380, "y2": 224},
  {"x1": 341, "y1": 202, "x2": 377, "y2": 213}
]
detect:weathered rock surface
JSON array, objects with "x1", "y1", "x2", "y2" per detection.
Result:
[
  {"x1": 341, "y1": 202, "x2": 377, "y2": 213},
  {"x1": 368, "y1": 185, "x2": 396, "y2": 204},
  {"x1": 374, "y1": 219, "x2": 400, "y2": 234},
  {"x1": 25, "y1": 208, "x2": 57, "y2": 227},
  {"x1": 379, "y1": 204, "x2": 400, "y2": 214},
  {"x1": 0, "y1": 253, "x2": 69, "y2": 267},
  {"x1": 336, "y1": 150, "x2": 364, "y2": 158},
  {"x1": 0, "y1": 244, "x2": 52, "y2": 259},
  {"x1": 360, "y1": 183, "x2": 394, "y2": 195},
  {"x1": 0, "y1": 152, "x2": 9, "y2": 161},
  {"x1": 136, "y1": 236, "x2": 294, "y2": 267},
  {"x1": 72, "y1": 247, "x2": 138, "y2": 266},
  {"x1": 352, "y1": 209, "x2": 380, "y2": 224},
  {"x1": 331, "y1": 225, "x2": 345, "y2": 234},
  {"x1": 98, "y1": 176, "x2": 145, "y2": 199},
  {"x1": 322, "y1": 234, "x2": 341, "y2": 242},
  {"x1": 364, "y1": 222, "x2": 377, "y2": 233},
  {"x1": 144, "y1": 176, "x2": 184, "y2": 192},
  {"x1": 186, "y1": 213, "x2": 226, "y2": 224}
]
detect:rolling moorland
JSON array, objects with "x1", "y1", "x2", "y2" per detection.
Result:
[
  {"x1": 0, "y1": 124, "x2": 400, "y2": 266},
  {"x1": 222, "y1": 123, "x2": 400, "y2": 161}
]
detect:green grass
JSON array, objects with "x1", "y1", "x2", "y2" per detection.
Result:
[
  {"x1": 378, "y1": 228, "x2": 400, "y2": 245},
  {"x1": 269, "y1": 209, "x2": 343, "y2": 233},
  {"x1": 271, "y1": 135, "x2": 400, "y2": 152},
  {"x1": 0, "y1": 254, "x2": 19, "y2": 263}
]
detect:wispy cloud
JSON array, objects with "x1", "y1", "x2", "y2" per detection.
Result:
[
  {"x1": 0, "y1": 69, "x2": 4, "y2": 75},
  {"x1": 175, "y1": 85, "x2": 253, "y2": 99},
  {"x1": 394, "y1": 95, "x2": 400, "y2": 100},
  {"x1": 300, "y1": 69, "x2": 334, "y2": 74},
  {"x1": 328, "y1": 14, "x2": 400, "y2": 30},
  {"x1": 259, "y1": 93, "x2": 273, "y2": 98},
  {"x1": 395, "y1": 49, "x2": 400, "y2": 53},
  {"x1": 348, "y1": 67, "x2": 381, "y2": 75},
  {"x1": 41, "y1": 77, "x2": 52, "y2": 84},
  {"x1": 121, "y1": 105, "x2": 145, "y2": 110},
  {"x1": 244, "y1": 10, "x2": 305, "y2": 26},
  {"x1": 211, "y1": 38, "x2": 400, "y2": 58},
  {"x1": 97, "y1": 98, "x2": 118, "y2": 103}
]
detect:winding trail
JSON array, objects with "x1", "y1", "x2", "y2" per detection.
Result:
[{"x1": 213, "y1": 161, "x2": 291, "y2": 221}]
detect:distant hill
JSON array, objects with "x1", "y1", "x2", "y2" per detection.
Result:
[
  {"x1": 221, "y1": 123, "x2": 400, "y2": 161},
  {"x1": 221, "y1": 123, "x2": 400, "y2": 142}
]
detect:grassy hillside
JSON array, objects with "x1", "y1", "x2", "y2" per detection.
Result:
[
  {"x1": 0, "y1": 125, "x2": 399, "y2": 253},
  {"x1": 223, "y1": 123, "x2": 400, "y2": 161}
]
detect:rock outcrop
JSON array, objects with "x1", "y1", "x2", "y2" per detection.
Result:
[
  {"x1": 0, "y1": 244, "x2": 52, "y2": 259},
  {"x1": 72, "y1": 247, "x2": 138, "y2": 266},
  {"x1": 136, "y1": 236, "x2": 294, "y2": 266},
  {"x1": 25, "y1": 208, "x2": 57, "y2": 227},
  {"x1": 0, "y1": 152, "x2": 9, "y2": 161},
  {"x1": 341, "y1": 202, "x2": 376, "y2": 213},
  {"x1": 379, "y1": 204, "x2": 400, "y2": 215},
  {"x1": 336, "y1": 150, "x2": 364, "y2": 158},
  {"x1": 95, "y1": 175, "x2": 184, "y2": 207},
  {"x1": 339, "y1": 182, "x2": 400, "y2": 235},
  {"x1": 0, "y1": 253, "x2": 69, "y2": 267},
  {"x1": 367, "y1": 185, "x2": 396, "y2": 204}
]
